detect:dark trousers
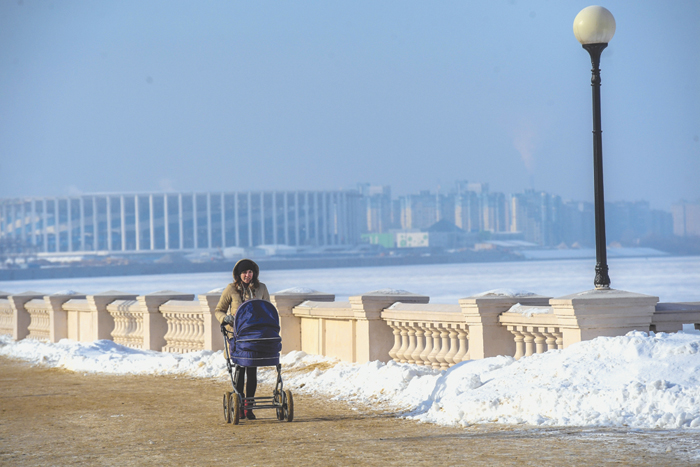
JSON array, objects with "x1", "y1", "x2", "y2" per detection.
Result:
[{"x1": 236, "y1": 366, "x2": 257, "y2": 401}]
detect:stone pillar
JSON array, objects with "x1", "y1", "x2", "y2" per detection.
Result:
[
  {"x1": 164, "y1": 194, "x2": 170, "y2": 250},
  {"x1": 120, "y1": 195, "x2": 127, "y2": 251},
  {"x1": 135, "y1": 195, "x2": 141, "y2": 251},
  {"x1": 9, "y1": 292, "x2": 45, "y2": 341},
  {"x1": 149, "y1": 194, "x2": 155, "y2": 250},
  {"x1": 551, "y1": 289, "x2": 659, "y2": 348},
  {"x1": 460, "y1": 293, "x2": 551, "y2": 359},
  {"x1": 350, "y1": 291, "x2": 429, "y2": 363},
  {"x1": 178, "y1": 193, "x2": 184, "y2": 250},
  {"x1": 138, "y1": 291, "x2": 194, "y2": 351},
  {"x1": 86, "y1": 291, "x2": 139, "y2": 341},
  {"x1": 270, "y1": 290, "x2": 335, "y2": 354},
  {"x1": 234, "y1": 192, "x2": 240, "y2": 247},
  {"x1": 220, "y1": 192, "x2": 225, "y2": 249},
  {"x1": 106, "y1": 196, "x2": 112, "y2": 251},
  {"x1": 45, "y1": 292, "x2": 86, "y2": 343},
  {"x1": 198, "y1": 292, "x2": 226, "y2": 352},
  {"x1": 206, "y1": 192, "x2": 212, "y2": 249},
  {"x1": 193, "y1": 193, "x2": 198, "y2": 249}
]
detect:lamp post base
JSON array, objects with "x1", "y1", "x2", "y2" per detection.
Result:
[{"x1": 594, "y1": 263, "x2": 611, "y2": 290}]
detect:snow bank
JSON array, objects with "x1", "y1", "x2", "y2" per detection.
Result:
[
  {"x1": 2, "y1": 330, "x2": 699, "y2": 430},
  {"x1": 473, "y1": 289, "x2": 537, "y2": 298}
]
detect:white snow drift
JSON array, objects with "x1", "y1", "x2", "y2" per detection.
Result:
[{"x1": 2, "y1": 330, "x2": 699, "y2": 430}]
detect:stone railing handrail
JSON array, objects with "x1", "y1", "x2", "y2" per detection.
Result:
[
  {"x1": 292, "y1": 300, "x2": 354, "y2": 319},
  {"x1": 24, "y1": 298, "x2": 52, "y2": 342},
  {"x1": 159, "y1": 299, "x2": 206, "y2": 353},
  {"x1": 3, "y1": 286, "x2": 700, "y2": 370},
  {"x1": 107, "y1": 299, "x2": 143, "y2": 349},
  {"x1": 0, "y1": 298, "x2": 13, "y2": 336},
  {"x1": 382, "y1": 303, "x2": 462, "y2": 321},
  {"x1": 652, "y1": 302, "x2": 700, "y2": 333},
  {"x1": 63, "y1": 299, "x2": 91, "y2": 312},
  {"x1": 382, "y1": 303, "x2": 467, "y2": 368},
  {"x1": 499, "y1": 308, "x2": 562, "y2": 360}
]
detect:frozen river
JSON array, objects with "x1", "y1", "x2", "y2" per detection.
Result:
[{"x1": 0, "y1": 256, "x2": 698, "y2": 303}]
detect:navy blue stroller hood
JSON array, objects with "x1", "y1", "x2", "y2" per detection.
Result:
[{"x1": 230, "y1": 299, "x2": 282, "y2": 367}]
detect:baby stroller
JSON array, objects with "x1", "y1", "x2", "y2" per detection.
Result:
[{"x1": 221, "y1": 299, "x2": 294, "y2": 425}]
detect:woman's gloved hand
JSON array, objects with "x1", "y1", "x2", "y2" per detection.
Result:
[{"x1": 223, "y1": 314, "x2": 235, "y2": 326}]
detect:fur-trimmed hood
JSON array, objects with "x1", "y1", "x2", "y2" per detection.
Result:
[{"x1": 232, "y1": 258, "x2": 260, "y2": 282}]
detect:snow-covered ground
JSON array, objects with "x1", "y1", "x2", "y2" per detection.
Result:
[
  {"x1": 3, "y1": 329, "x2": 700, "y2": 430},
  {"x1": 1, "y1": 255, "x2": 699, "y2": 303}
]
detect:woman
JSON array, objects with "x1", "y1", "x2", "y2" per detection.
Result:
[{"x1": 215, "y1": 258, "x2": 270, "y2": 420}]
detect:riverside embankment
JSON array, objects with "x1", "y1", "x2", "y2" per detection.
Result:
[{"x1": 1, "y1": 357, "x2": 698, "y2": 466}]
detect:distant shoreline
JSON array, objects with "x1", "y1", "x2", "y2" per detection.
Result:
[
  {"x1": 0, "y1": 250, "x2": 520, "y2": 281},
  {"x1": 0, "y1": 247, "x2": 686, "y2": 282}
]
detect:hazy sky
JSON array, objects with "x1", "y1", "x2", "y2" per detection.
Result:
[{"x1": 1, "y1": 1, "x2": 698, "y2": 209}]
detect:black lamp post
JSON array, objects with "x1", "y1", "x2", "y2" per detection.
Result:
[{"x1": 574, "y1": 6, "x2": 616, "y2": 290}]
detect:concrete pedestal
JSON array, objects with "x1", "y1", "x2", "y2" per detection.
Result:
[{"x1": 551, "y1": 288, "x2": 659, "y2": 348}]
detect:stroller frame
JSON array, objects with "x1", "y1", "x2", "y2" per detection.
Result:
[{"x1": 221, "y1": 323, "x2": 293, "y2": 425}]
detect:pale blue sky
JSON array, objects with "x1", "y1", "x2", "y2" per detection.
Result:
[{"x1": 1, "y1": 1, "x2": 698, "y2": 209}]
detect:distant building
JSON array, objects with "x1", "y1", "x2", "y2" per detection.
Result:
[
  {"x1": 399, "y1": 191, "x2": 439, "y2": 230},
  {"x1": 510, "y1": 190, "x2": 561, "y2": 246},
  {"x1": 672, "y1": 201, "x2": 700, "y2": 237},
  {"x1": 0, "y1": 190, "x2": 362, "y2": 255},
  {"x1": 358, "y1": 184, "x2": 393, "y2": 233}
]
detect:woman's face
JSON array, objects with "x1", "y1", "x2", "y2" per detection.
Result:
[{"x1": 240, "y1": 269, "x2": 254, "y2": 284}]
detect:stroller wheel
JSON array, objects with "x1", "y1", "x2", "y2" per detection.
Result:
[
  {"x1": 231, "y1": 393, "x2": 241, "y2": 425},
  {"x1": 223, "y1": 392, "x2": 232, "y2": 423},
  {"x1": 284, "y1": 390, "x2": 294, "y2": 422},
  {"x1": 274, "y1": 390, "x2": 284, "y2": 420}
]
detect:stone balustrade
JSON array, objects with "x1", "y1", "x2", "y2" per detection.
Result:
[
  {"x1": 499, "y1": 305, "x2": 563, "y2": 360},
  {"x1": 160, "y1": 299, "x2": 206, "y2": 353},
  {"x1": 24, "y1": 298, "x2": 51, "y2": 341},
  {"x1": 651, "y1": 302, "x2": 700, "y2": 333},
  {"x1": 0, "y1": 293, "x2": 13, "y2": 336},
  {"x1": 107, "y1": 299, "x2": 144, "y2": 349},
  {"x1": 382, "y1": 304, "x2": 467, "y2": 369},
  {"x1": 1, "y1": 286, "x2": 699, "y2": 370}
]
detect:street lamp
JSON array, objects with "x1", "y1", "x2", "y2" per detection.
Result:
[{"x1": 574, "y1": 6, "x2": 616, "y2": 290}]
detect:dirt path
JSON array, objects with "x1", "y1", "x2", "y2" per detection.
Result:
[{"x1": 1, "y1": 356, "x2": 698, "y2": 466}]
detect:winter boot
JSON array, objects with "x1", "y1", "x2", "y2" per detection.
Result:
[{"x1": 245, "y1": 401, "x2": 256, "y2": 420}]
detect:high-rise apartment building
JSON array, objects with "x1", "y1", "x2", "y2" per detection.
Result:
[{"x1": 671, "y1": 201, "x2": 700, "y2": 237}]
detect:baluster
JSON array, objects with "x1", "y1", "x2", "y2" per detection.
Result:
[
  {"x1": 533, "y1": 328, "x2": 546, "y2": 354},
  {"x1": 544, "y1": 328, "x2": 557, "y2": 351},
  {"x1": 396, "y1": 322, "x2": 410, "y2": 363},
  {"x1": 134, "y1": 313, "x2": 144, "y2": 349},
  {"x1": 127, "y1": 311, "x2": 138, "y2": 347},
  {"x1": 410, "y1": 322, "x2": 426, "y2": 365},
  {"x1": 189, "y1": 313, "x2": 201, "y2": 351},
  {"x1": 388, "y1": 320, "x2": 402, "y2": 362},
  {"x1": 174, "y1": 313, "x2": 185, "y2": 352},
  {"x1": 427, "y1": 326, "x2": 442, "y2": 369},
  {"x1": 163, "y1": 312, "x2": 174, "y2": 351},
  {"x1": 192, "y1": 313, "x2": 203, "y2": 351},
  {"x1": 523, "y1": 329, "x2": 535, "y2": 357},
  {"x1": 554, "y1": 330, "x2": 564, "y2": 349},
  {"x1": 405, "y1": 322, "x2": 417, "y2": 364},
  {"x1": 436, "y1": 326, "x2": 451, "y2": 370},
  {"x1": 419, "y1": 323, "x2": 434, "y2": 366},
  {"x1": 510, "y1": 326, "x2": 525, "y2": 360},
  {"x1": 444, "y1": 325, "x2": 459, "y2": 367},
  {"x1": 453, "y1": 324, "x2": 469, "y2": 364}
]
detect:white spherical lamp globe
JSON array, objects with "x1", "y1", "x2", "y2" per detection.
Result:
[{"x1": 573, "y1": 6, "x2": 616, "y2": 45}]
